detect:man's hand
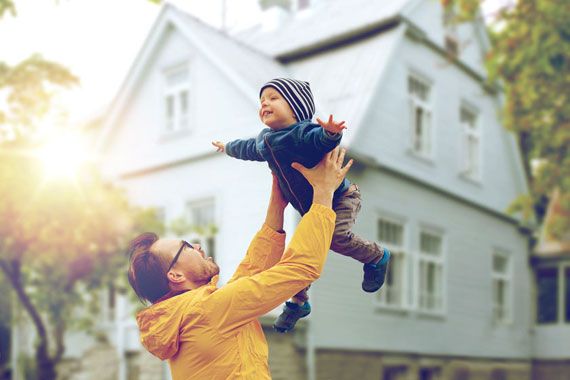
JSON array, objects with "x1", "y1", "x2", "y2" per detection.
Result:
[
  {"x1": 291, "y1": 146, "x2": 353, "y2": 207},
  {"x1": 212, "y1": 141, "x2": 225, "y2": 152},
  {"x1": 316, "y1": 114, "x2": 347, "y2": 135}
]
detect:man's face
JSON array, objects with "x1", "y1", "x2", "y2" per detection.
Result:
[
  {"x1": 259, "y1": 87, "x2": 297, "y2": 130},
  {"x1": 153, "y1": 239, "x2": 219, "y2": 286}
]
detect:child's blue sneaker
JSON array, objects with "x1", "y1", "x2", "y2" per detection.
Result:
[
  {"x1": 362, "y1": 249, "x2": 391, "y2": 293},
  {"x1": 273, "y1": 301, "x2": 311, "y2": 333}
]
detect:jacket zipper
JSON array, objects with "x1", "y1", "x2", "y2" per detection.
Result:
[{"x1": 264, "y1": 135, "x2": 306, "y2": 214}]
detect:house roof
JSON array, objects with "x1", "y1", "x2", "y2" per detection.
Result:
[
  {"x1": 171, "y1": 4, "x2": 288, "y2": 93},
  {"x1": 234, "y1": 0, "x2": 414, "y2": 58}
]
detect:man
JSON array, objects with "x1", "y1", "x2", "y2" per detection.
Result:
[{"x1": 127, "y1": 147, "x2": 353, "y2": 379}]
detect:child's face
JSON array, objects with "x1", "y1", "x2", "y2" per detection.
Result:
[{"x1": 259, "y1": 87, "x2": 297, "y2": 130}]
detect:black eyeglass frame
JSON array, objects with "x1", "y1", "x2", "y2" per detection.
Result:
[{"x1": 167, "y1": 240, "x2": 193, "y2": 272}]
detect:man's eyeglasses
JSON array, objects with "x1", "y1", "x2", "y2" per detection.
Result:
[{"x1": 167, "y1": 240, "x2": 194, "y2": 272}]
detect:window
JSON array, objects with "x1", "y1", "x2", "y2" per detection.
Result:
[
  {"x1": 376, "y1": 218, "x2": 407, "y2": 308},
  {"x1": 187, "y1": 199, "x2": 217, "y2": 261},
  {"x1": 492, "y1": 251, "x2": 511, "y2": 323},
  {"x1": 408, "y1": 74, "x2": 433, "y2": 158},
  {"x1": 418, "y1": 230, "x2": 444, "y2": 313},
  {"x1": 536, "y1": 267, "x2": 559, "y2": 324},
  {"x1": 384, "y1": 366, "x2": 408, "y2": 380},
  {"x1": 420, "y1": 367, "x2": 442, "y2": 380},
  {"x1": 490, "y1": 369, "x2": 507, "y2": 380},
  {"x1": 163, "y1": 64, "x2": 190, "y2": 133},
  {"x1": 453, "y1": 368, "x2": 470, "y2": 380},
  {"x1": 460, "y1": 106, "x2": 480, "y2": 180}
]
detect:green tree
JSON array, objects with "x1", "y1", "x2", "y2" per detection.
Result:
[
  {"x1": 0, "y1": 150, "x2": 163, "y2": 380},
  {"x1": 444, "y1": 0, "x2": 570, "y2": 237},
  {"x1": 0, "y1": 3, "x2": 161, "y2": 380}
]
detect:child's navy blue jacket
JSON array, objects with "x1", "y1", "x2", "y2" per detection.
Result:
[{"x1": 225, "y1": 120, "x2": 351, "y2": 215}]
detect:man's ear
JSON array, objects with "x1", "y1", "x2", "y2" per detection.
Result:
[{"x1": 167, "y1": 270, "x2": 186, "y2": 284}]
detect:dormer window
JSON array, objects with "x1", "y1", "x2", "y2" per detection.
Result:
[{"x1": 163, "y1": 63, "x2": 191, "y2": 134}]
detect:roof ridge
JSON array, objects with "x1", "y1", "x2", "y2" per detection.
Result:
[{"x1": 166, "y1": 1, "x2": 278, "y2": 63}]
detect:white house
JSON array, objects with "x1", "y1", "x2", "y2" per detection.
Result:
[{"x1": 14, "y1": 1, "x2": 559, "y2": 379}]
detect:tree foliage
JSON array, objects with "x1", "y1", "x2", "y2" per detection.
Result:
[
  {"x1": 0, "y1": 55, "x2": 79, "y2": 140},
  {"x1": 0, "y1": 147, "x2": 163, "y2": 380},
  {"x1": 444, "y1": 0, "x2": 570, "y2": 238},
  {"x1": 0, "y1": 2, "x2": 162, "y2": 379}
]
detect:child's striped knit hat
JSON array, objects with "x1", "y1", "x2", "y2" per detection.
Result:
[{"x1": 260, "y1": 78, "x2": 315, "y2": 122}]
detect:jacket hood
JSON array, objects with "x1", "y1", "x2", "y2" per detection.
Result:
[{"x1": 136, "y1": 276, "x2": 219, "y2": 360}]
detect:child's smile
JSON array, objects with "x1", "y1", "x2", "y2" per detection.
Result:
[{"x1": 259, "y1": 87, "x2": 297, "y2": 129}]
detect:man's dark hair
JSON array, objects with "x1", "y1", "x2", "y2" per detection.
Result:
[{"x1": 127, "y1": 232, "x2": 171, "y2": 304}]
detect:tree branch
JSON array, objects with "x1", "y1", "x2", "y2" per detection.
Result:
[{"x1": 0, "y1": 259, "x2": 52, "y2": 362}]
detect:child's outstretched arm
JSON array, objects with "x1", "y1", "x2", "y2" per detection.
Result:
[
  {"x1": 212, "y1": 138, "x2": 265, "y2": 162},
  {"x1": 301, "y1": 114, "x2": 346, "y2": 154}
]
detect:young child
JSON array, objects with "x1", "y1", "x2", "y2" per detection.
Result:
[{"x1": 212, "y1": 78, "x2": 390, "y2": 333}]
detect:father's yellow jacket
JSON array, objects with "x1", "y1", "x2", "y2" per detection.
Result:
[{"x1": 136, "y1": 204, "x2": 335, "y2": 380}]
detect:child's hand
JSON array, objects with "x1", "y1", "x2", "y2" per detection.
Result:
[
  {"x1": 317, "y1": 114, "x2": 347, "y2": 135},
  {"x1": 212, "y1": 140, "x2": 225, "y2": 152}
]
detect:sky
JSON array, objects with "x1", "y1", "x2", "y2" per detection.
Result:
[{"x1": 0, "y1": 0, "x2": 511, "y2": 124}]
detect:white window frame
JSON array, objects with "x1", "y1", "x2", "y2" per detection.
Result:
[
  {"x1": 162, "y1": 62, "x2": 191, "y2": 135},
  {"x1": 186, "y1": 198, "x2": 217, "y2": 260},
  {"x1": 492, "y1": 249, "x2": 513, "y2": 324},
  {"x1": 460, "y1": 103, "x2": 481, "y2": 181},
  {"x1": 374, "y1": 215, "x2": 410, "y2": 310},
  {"x1": 416, "y1": 227, "x2": 446, "y2": 315},
  {"x1": 408, "y1": 73, "x2": 434, "y2": 160}
]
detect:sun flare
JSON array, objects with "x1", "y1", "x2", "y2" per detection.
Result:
[{"x1": 38, "y1": 133, "x2": 89, "y2": 180}]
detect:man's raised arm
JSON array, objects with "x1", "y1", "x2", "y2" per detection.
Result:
[
  {"x1": 205, "y1": 147, "x2": 353, "y2": 335},
  {"x1": 227, "y1": 175, "x2": 288, "y2": 283}
]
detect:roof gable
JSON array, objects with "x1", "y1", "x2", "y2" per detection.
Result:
[{"x1": 96, "y1": 3, "x2": 287, "y2": 153}]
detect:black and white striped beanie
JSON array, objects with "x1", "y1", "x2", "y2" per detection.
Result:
[{"x1": 260, "y1": 78, "x2": 316, "y2": 122}]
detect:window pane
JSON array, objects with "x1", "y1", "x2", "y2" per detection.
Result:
[
  {"x1": 408, "y1": 76, "x2": 430, "y2": 101},
  {"x1": 536, "y1": 267, "x2": 558, "y2": 323},
  {"x1": 420, "y1": 367, "x2": 442, "y2": 380},
  {"x1": 180, "y1": 91, "x2": 188, "y2": 114},
  {"x1": 493, "y1": 255, "x2": 507, "y2": 273},
  {"x1": 385, "y1": 252, "x2": 402, "y2": 305},
  {"x1": 384, "y1": 366, "x2": 408, "y2": 380},
  {"x1": 420, "y1": 232, "x2": 441, "y2": 255},
  {"x1": 461, "y1": 107, "x2": 476, "y2": 129},
  {"x1": 165, "y1": 96, "x2": 174, "y2": 130},
  {"x1": 378, "y1": 219, "x2": 403, "y2": 246},
  {"x1": 566, "y1": 267, "x2": 570, "y2": 322}
]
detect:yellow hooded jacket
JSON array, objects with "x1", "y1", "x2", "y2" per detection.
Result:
[{"x1": 136, "y1": 204, "x2": 335, "y2": 379}]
